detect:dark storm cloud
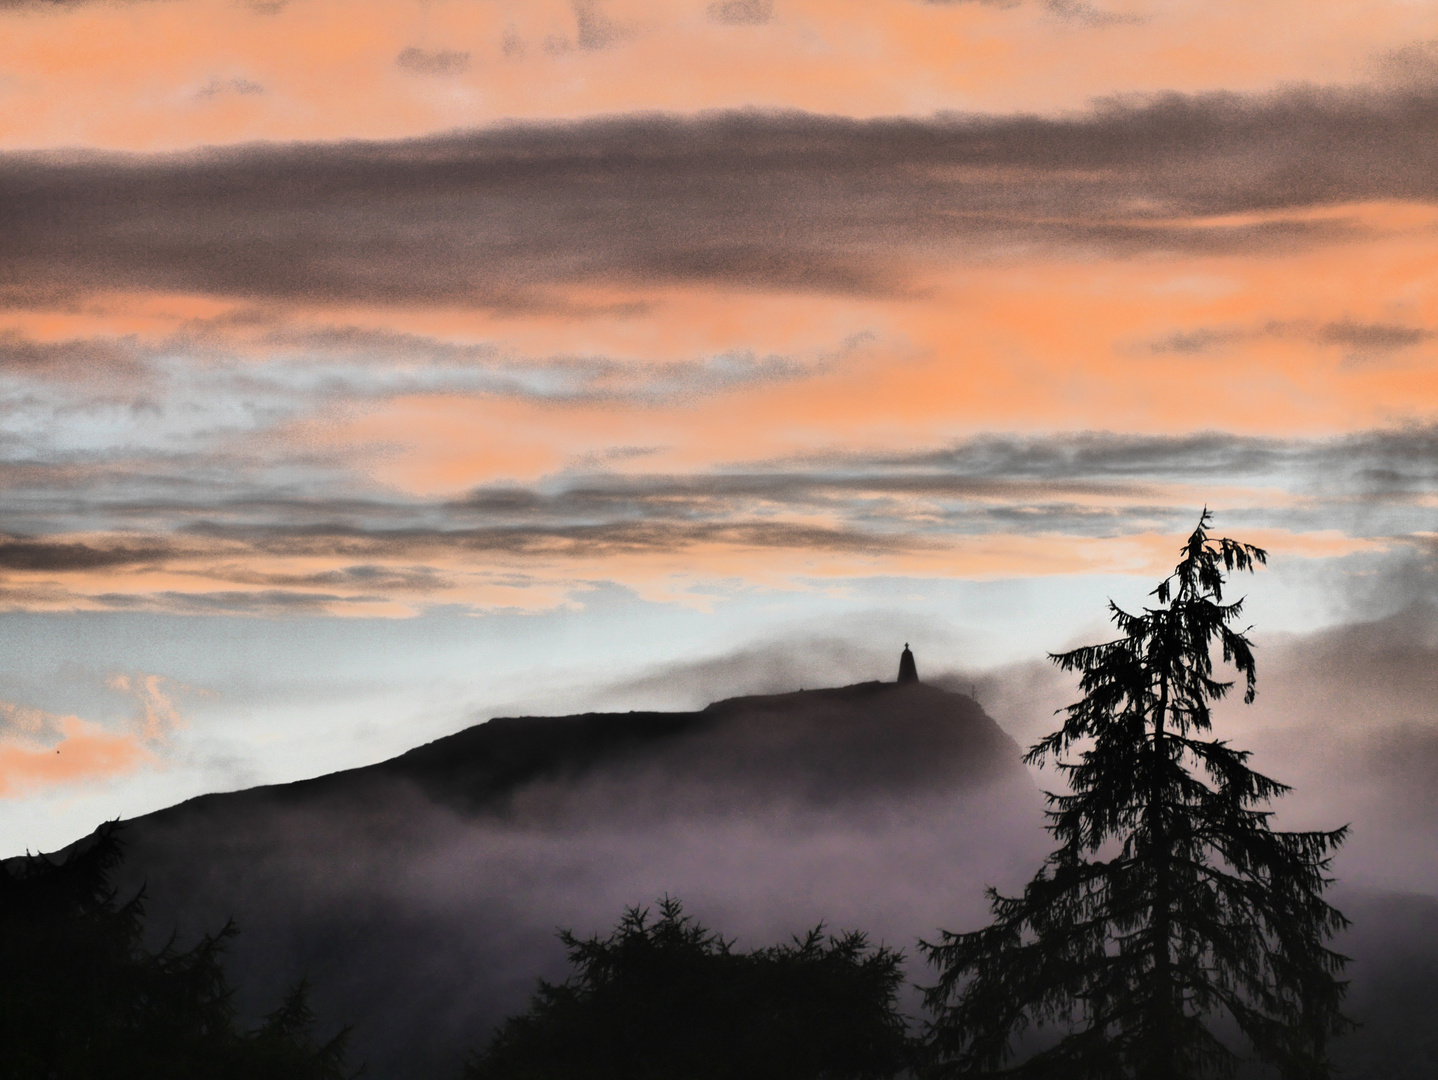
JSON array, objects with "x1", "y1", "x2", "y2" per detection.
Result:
[{"x1": 7, "y1": 87, "x2": 1438, "y2": 306}]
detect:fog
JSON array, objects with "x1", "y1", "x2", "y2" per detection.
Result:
[
  {"x1": 92, "y1": 609, "x2": 1438, "y2": 1078},
  {"x1": 951, "y1": 600, "x2": 1438, "y2": 896},
  {"x1": 114, "y1": 683, "x2": 1046, "y2": 1077}
]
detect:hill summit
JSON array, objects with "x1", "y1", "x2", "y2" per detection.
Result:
[{"x1": 104, "y1": 665, "x2": 1041, "y2": 1080}]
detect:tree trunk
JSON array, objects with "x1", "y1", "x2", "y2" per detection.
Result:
[{"x1": 1143, "y1": 661, "x2": 1175, "y2": 1080}]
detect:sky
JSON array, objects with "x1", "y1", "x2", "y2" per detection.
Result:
[{"x1": 2, "y1": 0, "x2": 1438, "y2": 855}]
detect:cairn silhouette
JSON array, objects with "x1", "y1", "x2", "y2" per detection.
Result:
[{"x1": 897, "y1": 644, "x2": 918, "y2": 684}]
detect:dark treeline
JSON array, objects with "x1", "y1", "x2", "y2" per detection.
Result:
[
  {"x1": 3, "y1": 827, "x2": 914, "y2": 1080},
  {"x1": 467, "y1": 897, "x2": 912, "y2": 1080},
  {"x1": 0, "y1": 822, "x2": 351, "y2": 1080}
]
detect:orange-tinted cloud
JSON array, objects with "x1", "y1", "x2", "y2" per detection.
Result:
[
  {"x1": 105, "y1": 672, "x2": 197, "y2": 742},
  {"x1": 0, "y1": 709, "x2": 150, "y2": 798}
]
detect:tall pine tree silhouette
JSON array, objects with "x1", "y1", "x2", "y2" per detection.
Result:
[{"x1": 921, "y1": 511, "x2": 1350, "y2": 1079}]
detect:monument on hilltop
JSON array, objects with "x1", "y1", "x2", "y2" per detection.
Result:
[{"x1": 897, "y1": 643, "x2": 918, "y2": 683}]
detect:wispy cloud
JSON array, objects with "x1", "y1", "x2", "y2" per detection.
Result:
[
  {"x1": 196, "y1": 76, "x2": 265, "y2": 99},
  {"x1": 0, "y1": 426, "x2": 1426, "y2": 615},
  {"x1": 105, "y1": 671, "x2": 199, "y2": 742},
  {"x1": 707, "y1": 0, "x2": 772, "y2": 25},
  {"x1": 1141, "y1": 318, "x2": 1435, "y2": 362},
  {"x1": 395, "y1": 47, "x2": 471, "y2": 77}
]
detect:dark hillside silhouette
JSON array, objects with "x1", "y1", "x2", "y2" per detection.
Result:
[
  {"x1": 89, "y1": 678, "x2": 1041, "y2": 1079},
  {"x1": 148, "y1": 677, "x2": 1023, "y2": 822}
]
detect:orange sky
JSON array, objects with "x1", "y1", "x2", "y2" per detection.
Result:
[
  {"x1": 4, "y1": 0, "x2": 1437, "y2": 150},
  {"x1": 3, "y1": 0, "x2": 1437, "y2": 839}
]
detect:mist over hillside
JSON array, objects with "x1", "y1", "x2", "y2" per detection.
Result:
[
  {"x1": 108, "y1": 680, "x2": 1046, "y2": 1079},
  {"x1": 53, "y1": 626, "x2": 1438, "y2": 1080}
]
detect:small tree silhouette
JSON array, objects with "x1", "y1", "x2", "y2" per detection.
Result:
[
  {"x1": 921, "y1": 511, "x2": 1350, "y2": 1079},
  {"x1": 0, "y1": 821, "x2": 353, "y2": 1080},
  {"x1": 467, "y1": 896, "x2": 913, "y2": 1080}
]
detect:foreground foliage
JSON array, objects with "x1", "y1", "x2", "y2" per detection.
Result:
[
  {"x1": 0, "y1": 822, "x2": 352, "y2": 1080},
  {"x1": 468, "y1": 896, "x2": 913, "y2": 1080},
  {"x1": 922, "y1": 511, "x2": 1350, "y2": 1079}
]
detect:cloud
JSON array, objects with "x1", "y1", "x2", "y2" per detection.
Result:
[
  {"x1": 0, "y1": 326, "x2": 868, "y2": 485},
  {"x1": 919, "y1": 0, "x2": 1152, "y2": 20},
  {"x1": 1141, "y1": 318, "x2": 1435, "y2": 360},
  {"x1": 707, "y1": 0, "x2": 773, "y2": 25},
  {"x1": 0, "y1": 424, "x2": 1429, "y2": 615},
  {"x1": 1371, "y1": 40, "x2": 1438, "y2": 89},
  {"x1": 0, "y1": 698, "x2": 149, "y2": 798},
  {"x1": 1318, "y1": 318, "x2": 1434, "y2": 355},
  {"x1": 196, "y1": 77, "x2": 265, "y2": 99},
  {"x1": 7, "y1": 87, "x2": 1438, "y2": 307},
  {"x1": 1143, "y1": 326, "x2": 1246, "y2": 355},
  {"x1": 1207, "y1": 604, "x2": 1438, "y2": 894},
  {"x1": 0, "y1": 719, "x2": 148, "y2": 797},
  {"x1": 0, "y1": 700, "x2": 70, "y2": 746},
  {"x1": 0, "y1": 330, "x2": 145, "y2": 380},
  {"x1": 395, "y1": 47, "x2": 471, "y2": 77},
  {"x1": 105, "y1": 671, "x2": 198, "y2": 742},
  {"x1": 0, "y1": 536, "x2": 172, "y2": 571},
  {"x1": 554, "y1": 0, "x2": 630, "y2": 52},
  {"x1": 1042, "y1": 0, "x2": 1140, "y2": 26}
]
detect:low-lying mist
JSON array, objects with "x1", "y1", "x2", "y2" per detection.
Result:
[
  {"x1": 115, "y1": 684, "x2": 1045, "y2": 1078},
  {"x1": 94, "y1": 607, "x2": 1438, "y2": 1079}
]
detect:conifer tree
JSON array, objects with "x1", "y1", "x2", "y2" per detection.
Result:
[
  {"x1": 921, "y1": 511, "x2": 1350, "y2": 1079},
  {"x1": 0, "y1": 821, "x2": 353, "y2": 1080},
  {"x1": 468, "y1": 896, "x2": 913, "y2": 1080}
]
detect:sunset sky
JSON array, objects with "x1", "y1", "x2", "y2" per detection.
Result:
[{"x1": 3, "y1": 0, "x2": 1437, "y2": 854}]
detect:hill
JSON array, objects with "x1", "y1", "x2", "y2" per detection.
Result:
[{"x1": 106, "y1": 680, "x2": 1045, "y2": 1079}]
